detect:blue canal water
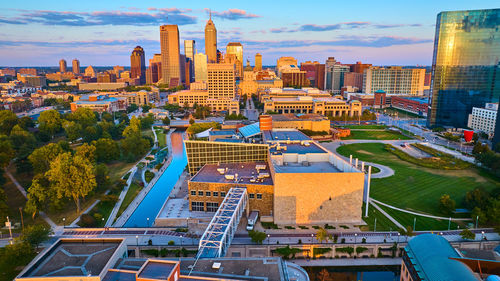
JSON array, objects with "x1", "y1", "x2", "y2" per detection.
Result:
[{"x1": 124, "y1": 132, "x2": 187, "y2": 227}]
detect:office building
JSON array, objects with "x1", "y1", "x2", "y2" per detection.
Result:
[
  {"x1": 343, "y1": 72, "x2": 363, "y2": 91},
  {"x1": 78, "y1": 82, "x2": 127, "y2": 91},
  {"x1": 226, "y1": 42, "x2": 243, "y2": 78},
  {"x1": 16, "y1": 74, "x2": 46, "y2": 87},
  {"x1": 70, "y1": 94, "x2": 128, "y2": 113},
  {"x1": 146, "y1": 54, "x2": 162, "y2": 84},
  {"x1": 363, "y1": 66, "x2": 426, "y2": 95},
  {"x1": 259, "y1": 87, "x2": 331, "y2": 101},
  {"x1": 59, "y1": 59, "x2": 67, "y2": 73},
  {"x1": 255, "y1": 53, "x2": 262, "y2": 71},
  {"x1": 72, "y1": 59, "x2": 80, "y2": 74},
  {"x1": 97, "y1": 72, "x2": 116, "y2": 83},
  {"x1": 428, "y1": 9, "x2": 500, "y2": 128},
  {"x1": 239, "y1": 69, "x2": 283, "y2": 96},
  {"x1": 277, "y1": 56, "x2": 298, "y2": 77},
  {"x1": 205, "y1": 12, "x2": 217, "y2": 63},
  {"x1": 270, "y1": 113, "x2": 331, "y2": 132},
  {"x1": 130, "y1": 46, "x2": 146, "y2": 85},
  {"x1": 467, "y1": 103, "x2": 498, "y2": 137},
  {"x1": 347, "y1": 61, "x2": 372, "y2": 74},
  {"x1": 108, "y1": 91, "x2": 160, "y2": 106},
  {"x1": 160, "y1": 25, "x2": 181, "y2": 86},
  {"x1": 300, "y1": 61, "x2": 325, "y2": 89},
  {"x1": 84, "y1": 65, "x2": 96, "y2": 78},
  {"x1": 280, "y1": 65, "x2": 309, "y2": 88},
  {"x1": 194, "y1": 52, "x2": 208, "y2": 82},
  {"x1": 18, "y1": 68, "x2": 37, "y2": 76},
  {"x1": 184, "y1": 40, "x2": 195, "y2": 82},
  {"x1": 264, "y1": 94, "x2": 362, "y2": 117},
  {"x1": 112, "y1": 65, "x2": 124, "y2": 77},
  {"x1": 391, "y1": 96, "x2": 429, "y2": 117},
  {"x1": 207, "y1": 63, "x2": 235, "y2": 100},
  {"x1": 324, "y1": 57, "x2": 350, "y2": 94}
]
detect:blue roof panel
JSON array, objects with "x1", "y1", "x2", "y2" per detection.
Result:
[{"x1": 239, "y1": 122, "x2": 261, "y2": 138}]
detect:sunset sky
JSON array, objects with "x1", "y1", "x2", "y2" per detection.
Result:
[{"x1": 0, "y1": 0, "x2": 497, "y2": 67}]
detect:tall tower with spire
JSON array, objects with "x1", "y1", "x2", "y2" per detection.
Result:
[{"x1": 205, "y1": 10, "x2": 217, "y2": 63}]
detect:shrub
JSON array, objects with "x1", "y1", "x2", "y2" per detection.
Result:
[
  {"x1": 341, "y1": 238, "x2": 345, "y2": 244},
  {"x1": 336, "y1": 246, "x2": 354, "y2": 256},
  {"x1": 168, "y1": 240, "x2": 175, "y2": 246},
  {"x1": 313, "y1": 247, "x2": 332, "y2": 257},
  {"x1": 356, "y1": 247, "x2": 368, "y2": 254},
  {"x1": 79, "y1": 214, "x2": 96, "y2": 227}
]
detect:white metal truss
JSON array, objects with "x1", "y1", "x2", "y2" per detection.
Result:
[{"x1": 197, "y1": 187, "x2": 248, "y2": 259}]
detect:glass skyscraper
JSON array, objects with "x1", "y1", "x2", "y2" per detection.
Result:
[{"x1": 427, "y1": 9, "x2": 500, "y2": 128}]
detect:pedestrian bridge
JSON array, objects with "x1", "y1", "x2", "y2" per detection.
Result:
[{"x1": 197, "y1": 187, "x2": 248, "y2": 258}]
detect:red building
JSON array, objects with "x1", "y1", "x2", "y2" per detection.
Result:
[
  {"x1": 343, "y1": 72, "x2": 363, "y2": 90},
  {"x1": 281, "y1": 72, "x2": 310, "y2": 87},
  {"x1": 300, "y1": 61, "x2": 325, "y2": 89},
  {"x1": 391, "y1": 96, "x2": 428, "y2": 116},
  {"x1": 347, "y1": 61, "x2": 372, "y2": 74}
]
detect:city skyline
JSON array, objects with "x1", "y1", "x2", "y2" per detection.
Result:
[{"x1": 0, "y1": 0, "x2": 498, "y2": 66}]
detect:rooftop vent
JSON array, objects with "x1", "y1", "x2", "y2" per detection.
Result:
[{"x1": 212, "y1": 262, "x2": 221, "y2": 269}]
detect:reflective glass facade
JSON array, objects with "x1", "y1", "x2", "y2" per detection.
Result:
[{"x1": 427, "y1": 9, "x2": 500, "y2": 128}]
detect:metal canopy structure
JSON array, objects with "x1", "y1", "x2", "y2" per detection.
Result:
[{"x1": 197, "y1": 187, "x2": 248, "y2": 258}]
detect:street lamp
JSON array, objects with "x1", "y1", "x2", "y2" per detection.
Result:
[
  {"x1": 476, "y1": 215, "x2": 479, "y2": 229},
  {"x1": 147, "y1": 217, "x2": 150, "y2": 227},
  {"x1": 311, "y1": 233, "x2": 314, "y2": 244},
  {"x1": 135, "y1": 235, "x2": 139, "y2": 246},
  {"x1": 354, "y1": 233, "x2": 357, "y2": 244},
  {"x1": 180, "y1": 235, "x2": 183, "y2": 246},
  {"x1": 267, "y1": 234, "x2": 270, "y2": 245},
  {"x1": 481, "y1": 231, "x2": 485, "y2": 240},
  {"x1": 62, "y1": 218, "x2": 66, "y2": 228}
]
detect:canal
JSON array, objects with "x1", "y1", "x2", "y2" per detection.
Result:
[
  {"x1": 124, "y1": 132, "x2": 187, "y2": 227},
  {"x1": 304, "y1": 265, "x2": 400, "y2": 281}
]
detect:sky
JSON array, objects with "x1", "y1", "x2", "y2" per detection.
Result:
[{"x1": 0, "y1": 0, "x2": 497, "y2": 67}]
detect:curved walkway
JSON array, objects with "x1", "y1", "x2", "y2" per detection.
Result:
[{"x1": 370, "y1": 198, "x2": 472, "y2": 221}]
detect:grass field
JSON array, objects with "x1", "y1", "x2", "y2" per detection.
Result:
[
  {"x1": 337, "y1": 143, "x2": 500, "y2": 216},
  {"x1": 361, "y1": 203, "x2": 399, "y2": 231},
  {"x1": 342, "y1": 125, "x2": 387, "y2": 130},
  {"x1": 378, "y1": 204, "x2": 463, "y2": 231},
  {"x1": 342, "y1": 130, "x2": 413, "y2": 140},
  {"x1": 115, "y1": 182, "x2": 143, "y2": 219},
  {"x1": 85, "y1": 198, "x2": 116, "y2": 227}
]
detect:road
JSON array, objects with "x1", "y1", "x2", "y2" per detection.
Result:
[
  {"x1": 243, "y1": 96, "x2": 259, "y2": 121},
  {"x1": 376, "y1": 114, "x2": 474, "y2": 154}
]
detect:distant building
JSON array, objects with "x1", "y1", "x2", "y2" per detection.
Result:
[
  {"x1": 239, "y1": 69, "x2": 282, "y2": 96},
  {"x1": 259, "y1": 87, "x2": 331, "y2": 102},
  {"x1": 78, "y1": 82, "x2": 127, "y2": 91},
  {"x1": 16, "y1": 74, "x2": 46, "y2": 87},
  {"x1": 343, "y1": 72, "x2": 363, "y2": 91},
  {"x1": 194, "y1": 52, "x2": 208, "y2": 82},
  {"x1": 324, "y1": 57, "x2": 350, "y2": 94},
  {"x1": 255, "y1": 53, "x2": 262, "y2": 71},
  {"x1": 346, "y1": 61, "x2": 372, "y2": 74},
  {"x1": 184, "y1": 40, "x2": 195, "y2": 82},
  {"x1": 84, "y1": 65, "x2": 96, "y2": 78},
  {"x1": 18, "y1": 68, "x2": 37, "y2": 76},
  {"x1": 280, "y1": 65, "x2": 309, "y2": 88},
  {"x1": 160, "y1": 25, "x2": 181, "y2": 86},
  {"x1": 205, "y1": 12, "x2": 217, "y2": 63},
  {"x1": 270, "y1": 113, "x2": 331, "y2": 132},
  {"x1": 72, "y1": 59, "x2": 80, "y2": 74},
  {"x1": 391, "y1": 96, "x2": 429, "y2": 117},
  {"x1": 130, "y1": 46, "x2": 146, "y2": 85},
  {"x1": 97, "y1": 72, "x2": 116, "y2": 83},
  {"x1": 59, "y1": 59, "x2": 67, "y2": 73},
  {"x1": 146, "y1": 54, "x2": 162, "y2": 84},
  {"x1": 70, "y1": 94, "x2": 128, "y2": 113},
  {"x1": 363, "y1": 66, "x2": 425, "y2": 95},
  {"x1": 276, "y1": 56, "x2": 298, "y2": 77},
  {"x1": 226, "y1": 42, "x2": 243, "y2": 78},
  {"x1": 113, "y1": 66, "x2": 124, "y2": 77},
  {"x1": 427, "y1": 8, "x2": 500, "y2": 128},
  {"x1": 108, "y1": 91, "x2": 160, "y2": 106},
  {"x1": 467, "y1": 103, "x2": 498, "y2": 137},
  {"x1": 300, "y1": 61, "x2": 325, "y2": 89}
]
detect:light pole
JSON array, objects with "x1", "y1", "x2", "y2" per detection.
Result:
[
  {"x1": 62, "y1": 217, "x2": 66, "y2": 228},
  {"x1": 147, "y1": 217, "x2": 150, "y2": 227},
  {"x1": 413, "y1": 217, "x2": 416, "y2": 232},
  {"x1": 354, "y1": 233, "x2": 357, "y2": 244},
  {"x1": 180, "y1": 235, "x2": 183, "y2": 246},
  {"x1": 311, "y1": 233, "x2": 314, "y2": 244},
  {"x1": 476, "y1": 215, "x2": 479, "y2": 229},
  {"x1": 448, "y1": 217, "x2": 451, "y2": 231},
  {"x1": 374, "y1": 218, "x2": 377, "y2": 232},
  {"x1": 136, "y1": 235, "x2": 139, "y2": 246},
  {"x1": 267, "y1": 234, "x2": 270, "y2": 245}
]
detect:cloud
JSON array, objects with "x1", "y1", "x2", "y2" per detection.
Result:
[
  {"x1": 270, "y1": 27, "x2": 290, "y2": 33},
  {"x1": 299, "y1": 24, "x2": 342, "y2": 31},
  {"x1": 278, "y1": 22, "x2": 423, "y2": 32},
  {"x1": 0, "y1": 8, "x2": 197, "y2": 26},
  {"x1": 209, "y1": 9, "x2": 260, "y2": 20}
]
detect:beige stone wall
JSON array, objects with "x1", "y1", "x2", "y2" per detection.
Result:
[
  {"x1": 188, "y1": 181, "x2": 273, "y2": 216},
  {"x1": 273, "y1": 172, "x2": 363, "y2": 225},
  {"x1": 272, "y1": 119, "x2": 330, "y2": 132}
]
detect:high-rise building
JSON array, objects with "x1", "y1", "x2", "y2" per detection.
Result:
[
  {"x1": 255, "y1": 53, "x2": 262, "y2": 71},
  {"x1": 427, "y1": 8, "x2": 500, "y2": 128},
  {"x1": 226, "y1": 42, "x2": 243, "y2": 78},
  {"x1": 207, "y1": 63, "x2": 235, "y2": 100},
  {"x1": 343, "y1": 72, "x2": 363, "y2": 91},
  {"x1": 347, "y1": 61, "x2": 372, "y2": 74},
  {"x1": 363, "y1": 67, "x2": 425, "y2": 95},
  {"x1": 160, "y1": 25, "x2": 181, "y2": 86},
  {"x1": 300, "y1": 61, "x2": 325, "y2": 89},
  {"x1": 113, "y1": 66, "x2": 125, "y2": 77},
  {"x1": 194, "y1": 52, "x2": 208, "y2": 82},
  {"x1": 59, "y1": 59, "x2": 67, "y2": 73},
  {"x1": 72, "y1": 59, "x2": 80, "y2": 74},
  {"x1": 277, "y1": 57, "x2": 298, "y2": 76},
  {"x1": 324, "y1": 57, "x2": 350, "y2": 94},
  {"x1": 216, "y1": 49, "x2": 223, "y2": 63},
  {"x1": 130, "y1": 46, "x2": 146, "y2": 85},
  {"x1": 146, "y1": 54, "x2": 162, "y2": 84},
  {"x1": 184, "y1": 40, "x2": 195, "y2": 62},
  {"x1": 205, "y1": 12, "x2": 217, "y2": 63},
  {"x1": 180, "y1": 54, "x2": 186, "y2": 85},
  {"x1": 85, "y1": 65, "x2": 96, "y2": 78}
]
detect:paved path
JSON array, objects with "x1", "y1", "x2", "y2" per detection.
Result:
[
  {"x1": 370, "y1": 198, "x2": 472, "y2": 221},
  {"x1": 69, "y1": 199, "x2": 101, "y2": 227},
  {"x1": 369, "y1": 200, "x2": 405, "y2": 229},
  {"x1": 291, "y1": 258, "x2": 402, "y2": 267},
  {"x1": 4, "y1": 168, "x2": 57, "y2": 230},
  {"x1": 105, "y1": 167, "x2": 137, "y2": 227},
  {"x1": 420, "y1": 142, "x2": 475, "y2": 163}
]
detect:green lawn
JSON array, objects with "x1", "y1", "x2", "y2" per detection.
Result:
[
  {"x1": 115, "y1": 182, "x2": 143, "y2": 219},
  {"x1": 342, "y1": 125, "x2": 387, "y2": 130},
  {"x1": 378, "y1": 205, "x2": 463, "y2": 231},
  {"x1": 107, "y1": 161, "x2": 136, "y2": 184},
  {"x1": 337, "y1": 143, "x2": 500, "y2": 216},
  {"x1": 145, "y1": 170, "x2": 155, "y2": 183},
  {"x1": 342, "y1": 130, "x2": 413, "y2": 140},
  {"x1": 84, "y1": 198, "x2": 116, "y2": 227},
  {"x1": 156, "y1": 131, "x2": 167, "y2": 148},
  {"x1": 361, "y1": 203, "x2": 399, "y2": 232}
]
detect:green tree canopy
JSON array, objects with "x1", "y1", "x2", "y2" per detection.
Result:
[
  {"x1": 28, "y1": 142, "x2": 66, "y2": 174},
  {"x1": 439, "y1": 194, "x2": 456, "y2": 216},
  {"x1": 0, "y1": 110, "x2": 18, "y2": 135},
  {"x1": 75, "y1": 143, "x2": 96, "y2": 162},
  {"x1": 316, "y1": 227, "x2": 328, "y2": 243},
  {"x1": 248, "y1": 230, "x2": 267, "y2": 244},
  {"x1": 20, "y1": 224, "x2": 53, "y2": 249},
  {"x1": 92, "y1": 138, "x2": 120, "y2": 163},
  {"x1": 0, "y1": 135, "x2": 15, "y2": 168},
  {"x1": 460, "y1": 229, "x2": 475, "y2": 240},
  {"x1": 62, "y1": 120, "x2": 83, "y2": 141},
  {"x1": 38, "y1": 109, "x2": 62, "y2": 138},
  {"x1": 67, "y1": 107, "x2": 97, "y2": 129},
  {"x1": 9, "y1": 124, "x2": 36, "y2": 151}
]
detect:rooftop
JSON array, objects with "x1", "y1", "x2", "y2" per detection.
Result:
[
  {"x1": 238, "y1": 122, "x2": 261, "y2": 138},
  {"x1": 191, "y1": 162, "x2": 273, "y2": 186},
  {"x1": 273, "y1": 161, "x2": 341, "y2": 173},
  {"x1": 271, "y1": 113, "x2": 327, "y2": 122},
  {"x1": 138, "y1": 260, "x2": 177, "y2": 280},
  {"x1": 269, "y1": 141, "x2": 327, "y2": 155},
  {"x1": 263, "y1": 129, "x2": 310, "y2": 142},
  {"x1": 209, "y1": 129, "x2": 236, "y2": 136},
  {"x1": 19, "y1": 238, "x2": 124, "y2": 278}
]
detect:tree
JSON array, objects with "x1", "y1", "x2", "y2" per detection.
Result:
[
  {"x1": 20, "y1": 224, "x2": 53, "y2": 249},
  {"x1": 18, "y1": 116, "x2": 34, "y2": 130},
  {"x1": 67, "y1": 107, "x2": 97, "y2": 129},
  {"x1": 9, "y1": 125, "x2": 36, "y2": 151},
  {"x1": 46, "y1": 152, "x2": 97, "y2": 213},
  {"x1": 25, "y1": 178, "x2": 51, "y2": 219},
  {"x1": 316, "y1": 227, "x2": 328, "y2": 243},
  {"x1": 465, "y1": 188, "x2": 489, "y2": 210},
  {"x1": 63, "y1": 121, "x2": 83, "y2": 141},
  {"x1": 183, "y1": 101, "x2": 189, "y2": 109},
  {"x1": 75, "y1": 143, "x2": 96, "y2": 162},
  {"x1": 141, "y1": 104, "x2": 152, "y2": 113},
  {"x1": 0, "y1": 189, "x2": 9, "y2": 225},
  {"x1": 28, "y1": 143, "x2": 66, "y2": 174},
  {"x1": 189, "y1": 118, "x2": 195, "y2": 125},
  {"x1": 38, "y1": 109, "x2": 62, "y2": 138},
  {"x1": 438, "y1": 194, "x2": 456, "y2": 216},
  {"x1": 248, "y1": 230, "x2": 267, "y2": 244},
  {"x1": 95, "y1": 163, "x2": 110, "y2": 190},
  {"x1": 0, "y1": 110, "x2": 18, "y2": 135},
  {"x1": 162, "y1": 116, "x2": 171, "y2": 126},
  {"x1": 460, "y1": 229, "x2": 475, "y2": 240},
  {"x1": 93, "y1": 138, "x2": 120, "y2": 163},
  {"x1": 0, "y1": 135, "x2": 15, "y2": 168},
  {"x1": 140, "y1": 114, "x2": 155, "y2": 129},
  {"x1": 127, "y1": 103, "x2": 138, "y2": 113}
]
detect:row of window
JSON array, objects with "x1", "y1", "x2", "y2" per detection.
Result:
[
  {"x1": 191, "y1": 201, "x2": 219, "y2": 212},
  {"x1": 190, "y1": 190, "x2": 263, "y2": 199}
]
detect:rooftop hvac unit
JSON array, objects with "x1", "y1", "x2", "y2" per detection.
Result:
[
  {"x1": 217, "y1": 168, "x2": 225, "y2": 174},
  {"x1": 302, "y1": 161, "x2": 310, "y2": 166},
  {"x1": 225, "y1": 174, "x2": 235, "y2": 180}
]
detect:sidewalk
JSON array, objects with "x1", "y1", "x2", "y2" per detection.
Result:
[{"x1": 105, "y1": 167, "x2": 137, "y2": 227}]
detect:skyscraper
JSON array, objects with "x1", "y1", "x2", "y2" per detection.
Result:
[
  {"x1": 59, "y1": 59, "x2": 67, "y2": 73},
  {"x1": 427, "y1": 8, "x2": 500, "y2": 128},
  {"x1": 130, "y1": 46, "x2": 146, "y2": 85},
  {"x1": 205, "y1": 12, "x2": 217, "y2": 63},
  {"x1": 146, "y1": 54, "x2": 162, "y2": 84},
  {"x1": 226, "y1": 42, "x2": 243, "y2": 78},
  {"x1": 194, "y1": 52, "x2": 208, "y2": 82},
  {"x1": 72, "y1": 59, "x2": 80, "y2": 74},
  {"x1": 363, "y1": 67, "x2": 426, "y2": 95},
  {"x1": 160, "y1": 25, "x2": 181, "y2": 86},
  {"x1": 324, "y1": 57, "x2": 350, "y2": 94},
  {"x1": 207, "y1": 63, "x2": 235, "y2": 100},
  {"x1": 254, "y1": 53, "x2": 262, "y2": 71},
  {"x1": 184, "y1": 40, "x2": 196, "y2": 82}
]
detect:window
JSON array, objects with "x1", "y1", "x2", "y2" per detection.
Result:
[
  {"x1": 220, "y1": 192, "x2": 226, "y2": 197},
  {"x1": 191, "y1": 201, "x2": 204, "y2": 211},
  {"x1": 249, "y1": 193, "x2": 255, "y2": 199},
  {"x1": 198, "y1": 191, "x2": 204, "y2": 196},
  {"x1": 206, "y1": 202, "x2": 219, "y2": 212},
  {"x1": 257, "y1": 194, "x2": 263, "y2": 199},
  {"x1": 206, "y1": 191, "x2": 211, "y2": 197},
  {"x1": 190, "y1": 190, "x2": 196, "y2": 196},
  {"x1": 213, "y1": 192, "x2": 219, "y2": 197}
]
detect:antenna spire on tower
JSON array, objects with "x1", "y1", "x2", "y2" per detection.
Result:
[{"x1": 209, "y1": 9, "x2": 212, "y2": 20}]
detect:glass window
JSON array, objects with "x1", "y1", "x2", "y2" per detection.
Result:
[
  {"x1": 257, "y1": 194, "x2": 263, "y2": 199},
  {"x1": 213, "y1": 192, "x2": 219, "y2": 197},
  {"x1": 206, "y1": 202, "x2": 219, "y2": 212},
  {"x1": 249, "y1": 193, "x2": 255, "y2": 199},
  {"x1": 191, "y1": 201, "x2": 204, "y2": 212},
  {"x1": 190, "y1": 190, "x2": 196, "y2": 196},
  {"x1": 220, "y1": 192, "x2": 226, "y2": 197},
  {"x1": 198, "y1": 191, "x2": 204, "y2": 196},
  {"x1": 206, "y1": 191, "x2": 211, "y2": 197}
]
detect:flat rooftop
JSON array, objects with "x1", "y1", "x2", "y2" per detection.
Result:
[
  {"x1": 271, "y1": 113, "x2": 327, "y2": 122},
  {"x1": 138, "y1": 260, "x2": 177, "y2": 280},
  {"x1": 191, "y1": 162, "x2": 273, "y2": 186},
  {"x1": 102, "y1": 270, "x2": 136, "y2": 281},
  {"x1": 156, "y1": 198, "x2": 213, "y2": 219},
  {"x1": 273, "y1": 161, "x2": 341, "y2": 173},
  {"x1": 20, "y1": 239, "x2": 122, "y2": 278},
  {"x1": 263, "y1": 130, "x2": 310, "y2": 142},
  {"x1": 209, "y1": 129, "x2": 236, "y2": 136},
  {"x1": 269, "y1": 141, "x2": 327, "y2": 155}
]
